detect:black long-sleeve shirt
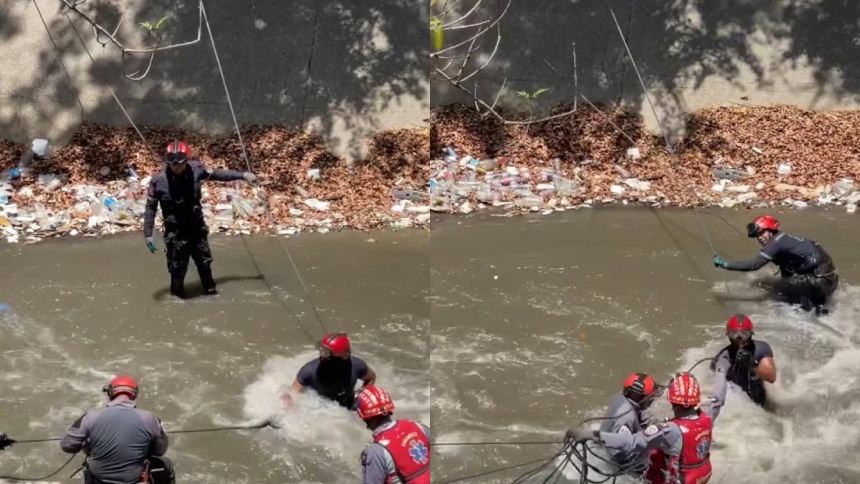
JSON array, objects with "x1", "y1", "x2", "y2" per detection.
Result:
[{"x1": 143, "y1": 161, "x2": 246, "y2": 238}]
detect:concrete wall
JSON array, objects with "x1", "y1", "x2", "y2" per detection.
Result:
[
  {"x1": 431, "y1": 0, "x2": 860, "y2": 141},
  {"x1": 0, "y1": 0, "x2": 428, "y2": 162}
]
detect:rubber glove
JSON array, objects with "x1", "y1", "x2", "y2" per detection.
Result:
[
  {"x1": 244, "y1": 172, "x2": 258, "y2": 185},
  {"x1": 564, "y1": 426, "x2": 598, "y2": 444},
  {"x1": 714, "y1": 256, "x2": 727, "y2": 269},
  {"x1": 145, "y1": 237, "x2": 157, "y2": 254},
  {"x1": 0, "y1": 432, "x2": 16, "y2": 451},
  {"x1": 734, "y1": 348, "x2": 754, "y2": 367}
]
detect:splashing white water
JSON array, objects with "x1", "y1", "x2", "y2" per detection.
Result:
[{"x1": 242, "y1": 351, "x2": 430, "y2": 482}]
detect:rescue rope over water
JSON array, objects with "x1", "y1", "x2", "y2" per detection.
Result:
[
  {"x1": 68, "y1": 0, "x2": 329, "y2": 343},
  {"x1": 200, "y1": 0, "x2": 329, "y2": 338},
  {"x1": 435, "y1": 358, "x2": 715, "y2": 483},
  {"x1": 0, "y1": 420, "x2": 275, "y2": 482}
]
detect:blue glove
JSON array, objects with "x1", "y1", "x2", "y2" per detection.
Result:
[
  {"x1": 145, "y1": 237, "x2": 157, "y2": 254},
  {"x1": 714, "y1": 256, "x2": 727, "y2": 269}
]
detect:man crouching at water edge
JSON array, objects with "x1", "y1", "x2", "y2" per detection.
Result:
[
  {"x1": 567, "y1": 372, "x2": 726, "y2": 484},
  {"x1": 597, "y1": 372, "x2": 661, "y2": 475},
  {"x1": 60, "y1": 376, "x2": 175, "y2": 484},
  {"x1": 284, "y1": 333, "x2": 377, "y2": 410}
]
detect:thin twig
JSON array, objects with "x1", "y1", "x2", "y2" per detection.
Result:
[
  {"x1": 572, "y1": 42, "x2": 578, "y2": 110},
  {"x1": 59, "y1": 0, "x2": 203, "y2": 81},
  {"x1": 579, "y1": 94, "x2": 636, "y2": 144}
]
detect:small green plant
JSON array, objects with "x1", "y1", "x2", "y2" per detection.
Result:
[
  {"x1": 139, "y1": 16, "x2": 168, "y2": 37},
  {"x1": 430, "y1": 0, "x2": 446, "y2": 51},
  {"x1": 515, "y1": 88, "x2": 550, "y2": 134}
]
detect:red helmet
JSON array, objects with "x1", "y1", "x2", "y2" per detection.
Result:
[
  {"x1": 747, "y1": 215, "x2": 779, "y2": 237},
  {"x1": 104, "y1": 376, "x2": 139, "y2": 400},
  {"x1": 726, "y1": 314, "x2": 754, "y2": 342},
  {"x1": 356, "y1": 385, "x2": 395, "y2": 419},
  {"x1": 667, "y1": 372, "x2": 701, "y2": 407},
  {"x1": 320, "y1": 333, "x2": 351, "y2": 358},
  {"x1": 622, "y1": 372, "x2": 657, "y2": 398},
  {"x1": 166, "y1": 140, "x2": 189, "y2": 164}
]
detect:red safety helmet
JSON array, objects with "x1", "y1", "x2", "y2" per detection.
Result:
[
  {"x1": 746, "y1": 215, "x2": 779, "y2": 238},
  {"x1": 320, "y1": 333, "x2": 351, "y2": 359},
  {"x1": 667, "y1": 372, "x2": 701, "y2": 407},
  {"x1": 622, "y1": 372, "x2": 657, "y2": 399},
  {"x1": 166, "y1": 140, "x2": 190, "y2": 164},
  {"x1": 726, "y1": 314, "x2": 754, "y2": 342},
  {"x1": 355, "y1": 385, "x2": 395, "y2": 420},
  {"x1": 104, "y1": 375, "x2": 139, "y2": 400}
]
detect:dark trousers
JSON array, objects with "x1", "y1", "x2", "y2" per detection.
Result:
[
  {"x1": 774, "y1": 273, "x2": 838, "y2": 312},
  {"x1": 83, "y1": 456, "x2": 175, "y2": 484},
  {"x1": 164, "y1": 231, "x2": 215, "y2": 297}
]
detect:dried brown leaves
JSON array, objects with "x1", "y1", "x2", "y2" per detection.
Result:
[
  {"x1": 1, "y1": 122, "x2": 430, "y2": 230},
  {"x1": 431, "y1": 103, "x2": 860, "y2": 205}
]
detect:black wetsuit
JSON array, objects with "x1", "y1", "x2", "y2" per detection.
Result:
[
  {"x1": 725, "y1": 232, "x2": 838, "y2": 311},
  {"x1": 712, "y1": 340, "x2": 773, "y2": 406},
  {"x1": 143, "y1": 161, "x2": 247, "y2": 298}
]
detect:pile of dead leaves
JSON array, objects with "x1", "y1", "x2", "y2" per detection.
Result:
[
  {"x1": 431, "y1": 102, "x2": 860, "y2": 205},
  {"x1": 1, "y1": 122, "x2": 430, "y2": 230}
]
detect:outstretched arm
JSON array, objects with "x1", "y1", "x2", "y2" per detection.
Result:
[
  {"x1": 203, "y1": 166, "x2": 248, "y2": 183},
  {"x1": 725, "y1": 254, "x2": 770, "y2": 272}
]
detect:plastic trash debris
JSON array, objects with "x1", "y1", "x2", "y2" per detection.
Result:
[{"x1": 711, "y1": 167, "x2": 750, "y2": 180}]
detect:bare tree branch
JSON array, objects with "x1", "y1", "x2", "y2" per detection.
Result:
[
  {"x1": 58, "y1": 0, "x2": 203, "y2": 81},
  {"x1": 431, "y1": 0, "x2": 583, "y2": 125}
]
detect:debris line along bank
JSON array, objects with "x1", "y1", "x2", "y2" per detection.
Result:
[
  {"x1": 0, "y1": 124, "x2": 430, "y2": 245},
  {"x1": 429, "y1": 103, "x2": 860, "y2": 215}
]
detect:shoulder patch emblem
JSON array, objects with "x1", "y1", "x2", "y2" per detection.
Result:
[{"x1": 643, "y1": 425, "x2": 660, "y2": 436}]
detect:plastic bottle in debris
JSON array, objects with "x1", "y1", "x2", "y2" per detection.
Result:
[
  {"x1": 477, "y1": 157, "x2": 507, "y2": 173},
  {"x1": 126, "y1": 167, "x2": 140, "y2": 200}
]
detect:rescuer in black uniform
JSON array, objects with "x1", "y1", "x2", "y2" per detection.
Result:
[
  {"x1": 714, "y1": 215, "x2": 838, "y2": 314},
  {"x1": 143, "y1": 141, "x2": 258, "y2": 299}
]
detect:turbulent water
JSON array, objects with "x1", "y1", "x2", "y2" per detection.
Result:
[
  {"x1": 432, "y1": 207, "x2": 860, "y2": 484},
  {"x1": 0, "y1": 231, "x2": 429, "y2": 484},
  {"x1": 0, "y1": 208, "x2": 856, "y2": 484}
]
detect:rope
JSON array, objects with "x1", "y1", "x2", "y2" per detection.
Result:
[
  {"x1": 0, "y1": 420, "x2": 273, "y2": 482},
  {"x1": 200, "y1": 0, "x2": 329, "y2": 338},
  {"x1": 11, "y1": 420, "x2": 275, "y2": 445},
  {"x1": 0, "y1": 453, "x2": 78, "y2": 482},
  {"x1": 604, "y1": 2, "x2": 742, "y2": 316},
  {"x1": 436, "y1": 358, "x2": 715, "y2": 483}
]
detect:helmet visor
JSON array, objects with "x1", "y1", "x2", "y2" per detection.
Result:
[
  {"x1": 166, "y1": 151, "x2": 188, "y2": 164},
  {"x1": 746, "y1": 222, "x2": 761, "y2": 238},
  {"x1": 728, "y1": 329, "x2": 752, "y2": 342}
]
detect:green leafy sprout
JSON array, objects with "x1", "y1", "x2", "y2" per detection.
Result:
[{"x1": 139, "y1": 16, "x2": 168, "y2": 36}]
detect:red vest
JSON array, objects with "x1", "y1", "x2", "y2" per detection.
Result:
[
  {"x1": 645, "y1": 411, "x2": 713, "y2": 484},
  {"x1": 374, "y1": 420, "x2": 430, "y2": 484}
]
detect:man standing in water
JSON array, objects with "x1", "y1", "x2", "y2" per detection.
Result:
[
  {"x1": 713, "y1": 215, "x2": 838, "y2": 315},
  {"x1": 60, "y1": 376, "x2": 175, "y2": 484},
  {"x1": 598, "y1": 372, "x2": 661, "y2": 475},
  {"x1": 143, "y1": 140, "x2": 258, "y2": 299},
  {"x1": 567, "y1": 372, "x2": 725, "y2": 484},
  {"x1": 711, "y1": 314, "x2": 776, "y2": 407},
  {"x1": 287, "y1": 333, "x2": 377, "y2": 410},
  {"x1": 356, "y1": 385, "x2": 430, "y2": 484}
]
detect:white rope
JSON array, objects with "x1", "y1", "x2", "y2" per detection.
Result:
[
  {"x1": 199, "y1": 0, "x2": 329, "y2": 335},
  {"x1": 199, "y1": 0, "x2": 252, "y2": 174}
]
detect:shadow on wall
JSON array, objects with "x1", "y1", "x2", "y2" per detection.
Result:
[
  {"x1": 431, "y1": 0, "x2": 860, "y2": 138},
  {"x1": 1, "y1": 0, "x2": 428, "y2": 161}
]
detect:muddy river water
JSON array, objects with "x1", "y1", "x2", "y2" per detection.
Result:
[{"x1": 0, "y1": 207, "x2": 857, "y2": 484}]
